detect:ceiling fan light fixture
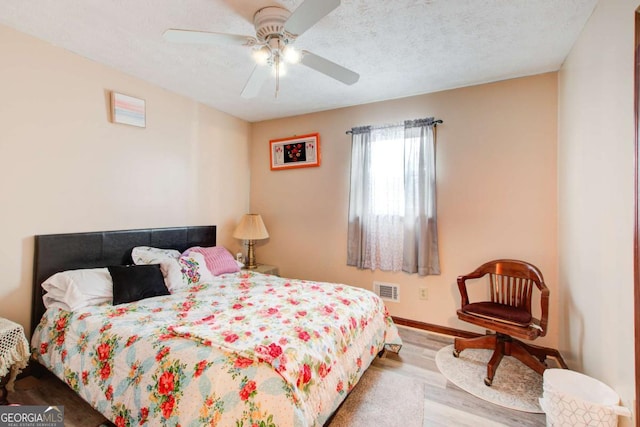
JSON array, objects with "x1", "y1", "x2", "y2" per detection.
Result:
[
  {"x1": 252, "y1": 46, "x2": 271, "y2": 65},
  {"x1": 283, "y1": 45, "x2": 301, "y2": 64},
  {"x1": 272, "y1": 60, "x2": 287, "y2": 77},
  {"x1": 164, "y1": 0, "x2": 359, "y2": 99}
]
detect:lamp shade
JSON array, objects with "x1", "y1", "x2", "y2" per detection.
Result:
[{"x1": 233, "y1": 214, "x2": 269, "y2": 240}]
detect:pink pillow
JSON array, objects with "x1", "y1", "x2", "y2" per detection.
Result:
[{"x1": 186, "y1": 246, "x2": 240, "y2": 276}]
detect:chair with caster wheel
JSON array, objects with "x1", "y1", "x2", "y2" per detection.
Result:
[{"x1": 453, "y1": 259, "x2": 567, "y2": 386}]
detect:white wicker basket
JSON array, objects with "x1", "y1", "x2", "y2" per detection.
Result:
[{"x1": 540, "y1": 369, "x2": 631, "y2": 427}]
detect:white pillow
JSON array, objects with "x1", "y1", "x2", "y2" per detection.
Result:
[
  {"x1": 178, "y1": 251, "x2": 214, "y2": 288},
  {"x1": 132, "y1": 246, "x2": 180, "y2": 263},
  {"x1": 42, "y1": 268, "x2": 113, "y2": 311},
  {"x1": 132, "y1": 246, "x2": 184, "y2": 292}
]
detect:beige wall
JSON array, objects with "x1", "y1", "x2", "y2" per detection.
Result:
[
  {"x1": 558, "y1": 0, "x2": 637, "y2": 419},
  {"x1": 0, "y1": 24, "x2": 251, "y2": 332},
  {"x1": 250, "y1": 73, "x2": 559, "y2": 347}
]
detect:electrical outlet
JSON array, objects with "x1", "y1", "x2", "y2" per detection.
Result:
[{"x1": 419, "y1": 287, "x2": 428, "y2": 300}]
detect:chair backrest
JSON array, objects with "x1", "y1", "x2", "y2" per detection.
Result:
[
  {"x1": 461, "y1": 259, "x2": 549, "y2": 333},
  {"x1": 488, "y1": 262, "x2": 544, "y2": 312}
]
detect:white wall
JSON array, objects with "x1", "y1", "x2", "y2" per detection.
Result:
[
  {"x1": 0, "y1": 24, "x2": 251, "y2": 333},
  {"x1": 558, "y1": 0, "x2": 637, "y2": 420}
]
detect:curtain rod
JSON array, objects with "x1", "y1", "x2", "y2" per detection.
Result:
[{"x1": 345, "y1": 119, "x2": 443, "y2": 135}]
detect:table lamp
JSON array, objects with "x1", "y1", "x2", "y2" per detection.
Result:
[{"x1": 233, "y1": 214, "x2": 269, "y2": 269}]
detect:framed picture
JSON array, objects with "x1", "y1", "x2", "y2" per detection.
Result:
[
  {"x1": 111, "y1": 92, "x2": 146, "y2": 128},
  {"x1": 269, "y1": 133, "x2": 321, "y2": 170}
]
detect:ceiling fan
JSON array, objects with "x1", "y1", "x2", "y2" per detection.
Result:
[{"x1": 163, "y1": 0, "x2": 360, "y2": 98}]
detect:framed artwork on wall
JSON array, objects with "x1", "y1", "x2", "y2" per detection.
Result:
[
  {"x1": 269, "y1": 133, "x2": 321, "y2": 170},
  {"x1": 110, "y1": 92, "x2": 146, "y2": 128}
]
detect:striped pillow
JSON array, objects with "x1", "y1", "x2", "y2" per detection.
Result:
[{"x1": 186, "y1": 246, "x2": 240, "y2": 276}]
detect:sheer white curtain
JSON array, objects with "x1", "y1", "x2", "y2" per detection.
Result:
[{"x1": 347, "y1": 119, "x2": 440, "y2": 275}]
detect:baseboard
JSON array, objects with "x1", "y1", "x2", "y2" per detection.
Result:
[
  {"x1": 391, "y1": 316, "x2": 569, "y2": 367},
  {"x1": 391, "y1": 316, "x2": 478, "y2": 338}
]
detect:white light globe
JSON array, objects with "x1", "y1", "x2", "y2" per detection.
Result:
[
  {"x1": 252, "y1": 47, "x2": 270, "y2": 65},
  {"x1": 271, "y1": 62, "x2": 287, "y2": 77},
  {"x1": 283, "y1": 46, "x2": 301, "y2": 64}
]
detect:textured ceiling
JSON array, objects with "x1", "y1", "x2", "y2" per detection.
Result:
[{"x1": 0, "y1": 0, "x2": 597, "y2": 122}]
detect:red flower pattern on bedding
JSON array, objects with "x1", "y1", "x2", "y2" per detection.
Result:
[{"x1": 32, "y1": 271, "x2": 401, "y2": 427}]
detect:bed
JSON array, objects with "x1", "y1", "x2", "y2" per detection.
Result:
[{"x1": 29, "y1": 225, "x2": 401, "y2": 426}]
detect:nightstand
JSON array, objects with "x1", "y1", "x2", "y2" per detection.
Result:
[
  {"x1": 0, "y1": 319, "x2": 30, "y2": 405},
  {"x1": 245, "y1": 263, "x2": 280, "y2": 276}
]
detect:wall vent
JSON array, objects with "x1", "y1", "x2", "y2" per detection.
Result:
[{"x1": 373, "y1": 281, "x2": 400, "y2": 302}]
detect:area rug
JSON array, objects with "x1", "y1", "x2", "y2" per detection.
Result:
[
  {"x1": 328, "y1": 364, "x2": 425, "y2": 427},
  {"x1": 435, "y1": 344, "x2": 543, "y2": 413}
]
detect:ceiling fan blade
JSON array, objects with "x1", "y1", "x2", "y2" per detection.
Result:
[
  {"x1": 300, "y1": 51, "x2": 359, "y2": 85},
  {"x1": 241, "y1": 65, "x2": 271, "y2": 98},
  {"x1": 284, "y1": 0, "x2": 341, "y2": 36},
  {"x1": 163, "y1": 29, "x2": 256, "y2": 46}
]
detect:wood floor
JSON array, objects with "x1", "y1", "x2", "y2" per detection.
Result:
[
  {"x1": 9, "y1": 326, "x2": 545, "y2": 426},
  {"x1": 387, "y1": 326, "x2": 545, "y2": 427}
]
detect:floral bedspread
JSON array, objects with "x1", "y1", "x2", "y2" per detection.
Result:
[{"x1": 32, "y1": 271, "x2": 401, "y2": 427}]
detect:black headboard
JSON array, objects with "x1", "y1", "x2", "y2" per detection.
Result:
[{"x1": 31, "y1": 225, "x2": 216, "y2": 335}]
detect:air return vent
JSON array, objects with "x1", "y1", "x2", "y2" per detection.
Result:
[{"x1": 373, "y1": 281, "x2": 399, "y2": 302}]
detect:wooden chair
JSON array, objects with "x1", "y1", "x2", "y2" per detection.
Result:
[{"x1": 453, "y1": 259, "x2": 567, "y2": 386}]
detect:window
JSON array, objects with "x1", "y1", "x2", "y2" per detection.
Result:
[
  {"x1": 369, "y1": 131, "x2": 405, "y2": 216},
  {"x1": 347, "y1": 118, "x2": 440, "y2": 276}
]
